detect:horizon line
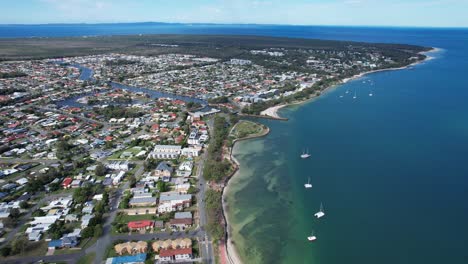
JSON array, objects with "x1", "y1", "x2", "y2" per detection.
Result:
[{"x1": 0, "y1": 21, "x2": 467, "y2": 29}]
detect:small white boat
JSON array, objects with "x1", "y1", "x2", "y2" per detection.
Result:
[
  {"x1": 314, "y1": 202, "x2": 325, "y2": 219},
  {"x1": 307, "y1": 231, "x2": 317, "y2": 241},
  {"x1": 345, "y1": 90, "x2": 349, "y2": 94},
  {"x1": 353, "y1": 91, "x2": 357, "y2": 99},
  {"x1": 304, "y1": 177, "x2": 312, "y2": 189},
  {"x1": 369, "y1": 93, "x2": 373, "y2": 97},
  {"x1": 339, "y1": 95, "x2": 343, "y2": 98},
  {"x1": 300, "y1": 149, "x2": 311, "y2": 159}
]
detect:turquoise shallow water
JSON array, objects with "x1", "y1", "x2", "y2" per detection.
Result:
[{"x1": 226, "y1": 28, "x2": 468, "y2": 264}]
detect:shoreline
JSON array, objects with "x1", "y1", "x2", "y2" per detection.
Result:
[
  {"x1": 260, "y1": 47, "x2": 440, "y2": 119},
  {"x1": 221, "y1": 124, "x2": 270, "y2": 264},
  {"x1": 220, "y1": 47, "x2": 440, "y2": 264}
]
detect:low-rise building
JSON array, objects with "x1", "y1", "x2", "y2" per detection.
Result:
[
  {"x1": 127, "y1": 220, "x2": 154, "y2": 231},
  {"x1": 129, "y1": 197, "x2": 157, "y2": 207},
  {"x1": 159, "y1": 248, "x2": 193, "y2": 262},
  {"x1": 157, "y1": 193, "x2": 192, "y2": 213},
  {"x1": 147, "y1": 145, "x2": 181, "y2": 159}
]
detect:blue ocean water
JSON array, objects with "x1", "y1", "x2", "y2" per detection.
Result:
[
  {"x1": 2, "y1": 23, "x2": 468, "y2": 263},
  {"x1": 223, "y1": 26, "x2": 468, "y2": 264}
]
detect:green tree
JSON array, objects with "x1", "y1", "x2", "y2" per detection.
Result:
[
  {"x1": 0, "y1": 246, "x2": 11, "y2": 257},
  {"x1": 19, "y1": 201, "x2": 29, "y2": 209},
  {"x1": 94, "y1": 224, "x2": 103, "y2": 237},
  {"x1": 95, "y1": 162, "x2": 106, "y2": 176},
  {"x1": 187, "y1": 186, "x2": 197, "y2": 194},
  {"x1": 81, "y1": 226, "x2": 94, "y2": 239},
  {"x1": 128, "y1": 175, "x2": 137, "y2": 188},
  {"x1": 9, "y1": 208, "x2": 20, "y2": 219},
  {"x1": 157, "y1": 181, "x2": 168, "y2": 192},
  {"x1": 73, "y1": 186, "x2": 93, "y2": 204},
  {"x1": 56, "y1": 139, "x2": 73, "y2": 160},
  {"x1": 11, "y1": 235, "x2": 28, "y2": 254}
]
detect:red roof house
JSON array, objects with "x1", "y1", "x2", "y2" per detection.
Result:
[
  {"x1": 159, "y1": 248, "x2": 192, "y2": 258},
  {"x1": 127, "y1": 220, "x2": 154, "y2": 230},
  {"x1": 62, "y1": 177, "x2": 73, "y2": 189}
]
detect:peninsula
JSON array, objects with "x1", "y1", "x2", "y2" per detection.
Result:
[{"x1": 0, "y1": 34, "x2": 430, "y2": 264}]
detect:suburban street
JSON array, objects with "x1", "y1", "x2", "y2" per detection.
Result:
[{"x1": 1, "y1": 146, "x2": 215, "y2": 264}]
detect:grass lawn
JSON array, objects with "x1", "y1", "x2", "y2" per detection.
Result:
[
  {"x1": 231, "y1": 120, "x2": 265, "y2": 139},
  {"x1": 51, "y1": 188, "x2": 75, "y2": 195},
  {"x1": 115, "y1": 213, "x2": 155, "y2": 223},
  {"x1": 13, "y1": 241, "x2": 47, "y2": 257},
  {"x1": 54, "y1": 247, "x2": 82, "y2": 255},
  {"x1": 112, "y1": 213, "x2": 156, "y2": 234},
  {"x1": 80, "y1": 237, "x2": 98, "y2": 249},
  {"x1": 77, "y1": 253, "x2": 96, "y2": 264},
  {"x1": 104, "y1": 245, "x2": 119, "y2": 260},
  {"x1": 108, "y1": 146, "x2": 144, "y2": 160}
]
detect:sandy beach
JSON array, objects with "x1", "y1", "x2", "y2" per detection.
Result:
[
  {"x1": 260, "y1": 104, "x2": 287, "y2": 118},
  {"x1": 260, "y1": 47, "x2": 440, "y2": 119}
]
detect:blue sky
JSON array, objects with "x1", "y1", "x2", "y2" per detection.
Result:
[{"x1": 2, "y1": 0, "x2": 467, "y2": 27}]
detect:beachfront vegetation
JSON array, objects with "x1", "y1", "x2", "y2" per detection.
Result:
[
  {"x1": 0, "y1": 34, "x2": 429, "y2": 62},
  {"x1": 242, "y1": 77, "x2": 337, "y2": 115},
  {"x1": 203, "y1": 115, "x2": 232, "y2": 182},
  {"x1": 205, "y1": 189, "x2": 224, "y2": 242}
]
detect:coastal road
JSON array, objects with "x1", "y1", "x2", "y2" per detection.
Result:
[
  {"x1": 1, "y1": 252, "x2": 84, "y2": 264},
  {"x1": 196, "y1": 118, "x2": 215, "y2": 264},
  {"x1": 0, "y1": 158, "x2": 59, "y2": 164},
  {"x1": 90, "y1": 181, "x2": 129, "y2": 264}
]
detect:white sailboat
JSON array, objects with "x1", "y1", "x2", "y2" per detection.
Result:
[
  {"x1": 307, "y1": 230, "x2": 317, "y2": 241},
  {"x1": 369, "y1": 90, "x2": 373, "y2": 96},
  {"x1": 314, "y1": 202, "x2": 325, "y2": 219},
  {"x1": 353, "y1": 91, "x2": 357, "y2": 99},
  {"x1": 304, "y1": 177, "x2": 312, "y2": 189},
  {"x1": 300, "y1": 148, "x2": 311, "y2": 159},
  {"x1": 345, "y1": 89, "x2": 349, "y2": 94}
]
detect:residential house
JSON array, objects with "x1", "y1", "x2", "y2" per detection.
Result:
[
  {"x1": 153, "y1": 162, "x2": 173, "y2": 182},
  {"x1": 176, "y1": 161, "x2": 193, "y2": 177},
  {"x1": 71, "y1": 179, "x2": 82, "y2": 188},
  {"x1": 114, "y1": 242, "x2": 148, "y2": 255},
  {"x1": 169, "y1": 218, "x2": 192, "y2": 230},
  {"x1": 107, "y1": 161, "x2": 131, "y2": 171},
  {"x1": 181, "y1": 147, "x2": 200, "y2": 157},
  {"x1": 81, "y1": 214, "x2": 94, "y2": 228},
  {"x1": 174, "y1": 183, "x2": 191, "y2": 194},
  {"x1": 129, "y1": 197, "x2": 157, "y2": 207},
  {"x1": 157, "y1": 192, "x2": 192, "y2": 213},
  {"x1": 122, "y1": 207, "x2": 157, "y2": 216},
  {"x1": 159, "y1": 248, "x2": 192, "y2": 262},
  {"x1": 147, "y1": 145, "x2": 181, "y2": 159},
  {"x1": 82, "y1": 201, "x2": 94, "y2": 214},
  {"x1": 127, "y1": 220, "x2": 154, "y2": 231}
]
